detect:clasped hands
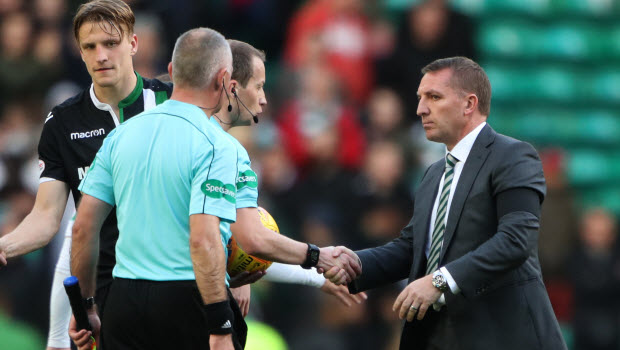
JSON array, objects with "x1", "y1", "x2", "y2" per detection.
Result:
[
  {"x1": 316, "y1": 246, "x2": 362, "y2": 285},
  {"x1": 320, "y1": 246, "x2": 442, "y2": 322}
]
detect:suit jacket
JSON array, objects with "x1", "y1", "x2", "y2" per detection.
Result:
[{"x1": 350, "y1": 125, "x2": 566, "y2": 350}]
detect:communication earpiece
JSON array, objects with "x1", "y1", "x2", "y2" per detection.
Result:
[{"x1": 223, "y1": 80, "x2": 232, "y2": 112}]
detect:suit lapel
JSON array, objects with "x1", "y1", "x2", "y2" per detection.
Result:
[
  {"x1": 440, "y1": 125, "x2": 495, "y2": 261},
  {"x1": 410, "y1": 161, "x2": 444, "y2": 279}
]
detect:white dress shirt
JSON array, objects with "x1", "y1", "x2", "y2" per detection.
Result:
[{"x1": 426, "y1": 122, "x2": 486, "y2": 305}]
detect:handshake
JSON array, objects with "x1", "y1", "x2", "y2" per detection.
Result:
[{"x1": 316, "y1": 246, "x2": 362, "y2": 285}]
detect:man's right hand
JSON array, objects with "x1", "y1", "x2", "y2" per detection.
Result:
[
  {"x1": 320, "y1": 279, "x2": 367, "y2": 306},
  {"x1": 317, "y1": 246, "x2": 362, "y2": 285},
  {"x1": 210, "y1": 334, "x2": 235, "y2": 350},
  {"x1": 228, "y1": 270, "x2": 266, "y2": 288},
  {"x1": 320, "y1": 246, "x2": 364, "y2": 285}
]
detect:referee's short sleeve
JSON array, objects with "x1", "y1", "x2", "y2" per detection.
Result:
[
  {"x1": 236, "y1": 174, "x2": 259, "y2": 208},
  {"x1": 235, "y1": 149, "x2": 258, "y2": 209},
  {"x1": 78, "y1": 135, "x2": 115, "y2": 206},
  {"x1": 189, "y1": 141, "x2": 237, "y2": 223}
]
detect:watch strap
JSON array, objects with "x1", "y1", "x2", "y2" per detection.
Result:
[
  {"x1": 301, "y1": 243, "x2": 320, "y2": 269},
  {"x1": 83, "y1": 296, "x2": 95, "y2": 310}
]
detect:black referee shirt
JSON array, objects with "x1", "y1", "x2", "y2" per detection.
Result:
[{"x1": 38, "y1": 72, "x2": 172, "y2": 290}]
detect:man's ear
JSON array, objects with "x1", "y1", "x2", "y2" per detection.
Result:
[
  {"x1": 167, "y1": 62, "x2": 173, "y2": 81},
  {"x1": 464, "y1": 94, "x2": 478, "y2": 116},
  {"x1": 230, "y1": 79, "x2": 238, "y2": 95},
  {"x1": 129, "y1": 33, "x2": 138, "y2": 56},
  {"x1": 214, "y1": 67, "x2": 228, "y2": 90}
]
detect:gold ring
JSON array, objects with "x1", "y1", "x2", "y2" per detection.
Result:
[{"x1": 410, "y1": 305, "x2": 418, "y2": 310}]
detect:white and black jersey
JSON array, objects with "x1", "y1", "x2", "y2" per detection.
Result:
[{"x1": 38, "y1": 72, "x2": 172, "y2": 291}]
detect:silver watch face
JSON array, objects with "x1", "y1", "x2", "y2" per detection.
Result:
[{"x1": 432, "y1": 274, "x2": 449, "y2": 292}]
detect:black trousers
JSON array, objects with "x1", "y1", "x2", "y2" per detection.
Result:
[
  {"x1": 102, "y1": 278, "x2": 247, "y2": 350},
  {"x1": 399, "y1": 306, "x2": 460, "y2": 350}
]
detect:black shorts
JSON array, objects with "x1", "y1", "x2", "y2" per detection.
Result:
[
  {"x1": 95, "y1": 282, "x2": 112, "y2": 350},
  {"x1": 102, "y1": 278, "x2": 247, "y2": 350},
  {"x1": 95, "y1": 282, "x2": 112, "y2": 321}
]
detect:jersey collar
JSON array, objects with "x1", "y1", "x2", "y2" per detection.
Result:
[
  {"x1": 89, "y1": 71, "x2": 143, "y2": 126},
  {"x1": 118, "y1": 71, "x2": 144, "y2": 109}
]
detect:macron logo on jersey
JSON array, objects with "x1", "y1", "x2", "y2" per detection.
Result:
[{"x1": 71, "y1": 128, "x2": 106, "y2": 140}]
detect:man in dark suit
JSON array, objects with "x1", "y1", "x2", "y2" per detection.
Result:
[{"x1": 327, "y1": 56, "x2": 567, "y2": 350}]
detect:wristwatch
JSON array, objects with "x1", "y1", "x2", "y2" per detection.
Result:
[
  {"x1": 83, "y1": 296, "x2": 95, "y2": 310},
  {"x1": 431, "y1": 271, "x2": 450, "y2": 293},
  {"x1": 301, "y1": 243, "x2": 320, "y2": 269}
]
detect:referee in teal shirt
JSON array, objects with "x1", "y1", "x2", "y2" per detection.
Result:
[{"x1": 70, "y1": 28, "x2": 245, "y2": 350}]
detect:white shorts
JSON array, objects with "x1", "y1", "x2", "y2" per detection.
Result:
[{"x1": 47, "y1": 223, "x2": 73, "y2": 348}]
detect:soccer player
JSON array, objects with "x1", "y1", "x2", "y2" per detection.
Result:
[{"x1": 0, "y1": 1, "x2": 171, "y2": 349}]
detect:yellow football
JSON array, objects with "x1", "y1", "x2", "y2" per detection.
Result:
[{"x1": 226, "y1": 207, "x2": 279, "y2": 277}]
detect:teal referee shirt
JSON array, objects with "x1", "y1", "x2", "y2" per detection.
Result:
[
  {"x1": 208, "y1": 118, "x2": 260, "y2": 277},
  {"x1": 79, "y1": 100, "x2": 238, "y2": 283}
]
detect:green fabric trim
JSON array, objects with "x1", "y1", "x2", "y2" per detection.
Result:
[
  {"x1": 155, "y1": 90, "x2": 168, "y2": 105},
  {"x1": 118, "y1": 71, "x2": 144, "y2": 123}
]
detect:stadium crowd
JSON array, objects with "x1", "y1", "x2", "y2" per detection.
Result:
[{"x1": 0, "y1": 0, "x2": 618, "y2": 349}]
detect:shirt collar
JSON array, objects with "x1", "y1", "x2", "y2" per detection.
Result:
[
  {"x1": 118, "y1": 71, "x2": 143, "y2": 109},
  {"x1": 161, "y1": 99, "x2": 216, "y2": 125},
  {"x1": 89, "y1": 84, "x2": 109, "y2": 111},
  {"x1": 447, "y1": 122, "x2": 486, "y2": 163},
  {"x1": 164, "y1": 99, "x2": 203, "y2": 115},
  {"x1": 89, "y1": 71, "x2": 142, "y2": 111}
]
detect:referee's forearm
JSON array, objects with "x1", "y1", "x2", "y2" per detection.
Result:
[
  {"x1": 190, "y1": 215, "x2": 228, "y2": 305},
  {"x1": 70, "y1": 195, "x2": 111, "y2": 298},
  {"x1": 70, "y1": 222, "x2": 99, "y2": 297},
  {"x1": 245, "y1": 225, "x2": 307, "y2": 264}
]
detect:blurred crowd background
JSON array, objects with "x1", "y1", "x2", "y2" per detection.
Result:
[{"x1": 0, "y1": 0, "x2": 619, "y2": 349}]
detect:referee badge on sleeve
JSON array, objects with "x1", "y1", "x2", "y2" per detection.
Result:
[
  {"x1": 236, "y1": 170, "x2": 258, "y2": 190},
  {"x1": 201, "y1": 179, "x2": 236, "y2": 204}
]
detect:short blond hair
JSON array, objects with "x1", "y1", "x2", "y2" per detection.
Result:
[{"x1": 73, "y1": 0, "x2": 135, "y2": 43}]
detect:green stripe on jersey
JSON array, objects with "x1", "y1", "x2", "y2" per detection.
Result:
[
  {"x1": 118, "y1": 72, "x2": 145, "y2": 123},
  {"x1": 155, "y1": 90, "x2": 168, "y2": 105}
]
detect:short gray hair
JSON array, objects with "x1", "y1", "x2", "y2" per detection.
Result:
[
  {"x1": 422, "y1": 57, "x2": 491, "y2": 116},
  {"x1": 171, "y1": 28, "x2": 232, "y2": 89}
]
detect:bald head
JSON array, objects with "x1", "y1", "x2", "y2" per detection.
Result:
[{"x1": 171, "y1": 28, "x2": 232, "y2": 90}]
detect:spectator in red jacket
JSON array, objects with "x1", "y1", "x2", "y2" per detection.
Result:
[
  {"x1": 277, "y1": 63, "x2": 366, "y2": 175},
  {"x1": 283, "y1": 0, "x2": 373, "y2": 105}
]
